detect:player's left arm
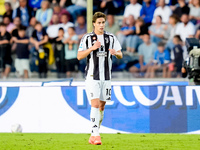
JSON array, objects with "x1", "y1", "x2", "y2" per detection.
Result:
[{"x1": 109, "y1": 49, "x2": 123, "y2": 59}]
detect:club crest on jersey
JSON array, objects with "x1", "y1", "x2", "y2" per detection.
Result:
[{"x1": 105, "y1": 37, "x2": 109, "y2": 43}]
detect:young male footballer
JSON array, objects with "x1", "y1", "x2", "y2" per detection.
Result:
[{"x1": 77, "y1": 12, "x2": 123, "y2": 145}]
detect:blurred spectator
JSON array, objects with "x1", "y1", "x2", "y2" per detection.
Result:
[
  {"x1": 140, "y1": 0, "x2": 156, "y2": 26},
  {"x1": 129, "y1": 33, "x2": 157, "y2": 75},
  {"x1": 3, "y1": 2, "x2": 13, "y2": 22},
  {"x1": 75, "y1": 15, "x2": 87, "y2": 41},
  {"x1": 12, "y1": 26, "x2": 30, "y2": 78},
  {"x1": 105, "y1": 14, "x2": 120, "y2": 36},
  {"x1": 149, "y1": 15, "x2": 165, "y2": 44},
  {"x1": 12, "y1": 0, "x2": 33, "y2": 27},
  {"x1": 52, "y1": 27, "x2": 65, "y2": 78},
  {"x1": 146, "y1": 41, "x2": 171, "y2": 78},
  {"x1": 50, "y1": 0, "x2": 72, "y2": 8},
  {"x1": 66, "y1": 0, "x2": 86, "y2": 22},
  {"x1": 128, "y1": 17, "x2": 148, "y2": 52},
  {"x1": 28, "y1": 0, "x2": 42, "y2": 9},
  {"x1": 3, "y1": 16, "x2": 15, "y2": 33},
  {"x1": 11, "y1": 17, "x2": 21, "y2": 37},
  {"x1": 164, "y1": 14, "x2": 180, "y2": 51},
  {"x1": 123, "y1": 0, "x2": 142, "y2": 22},
  {"x1": 25, "y1": 17, "x2": 37, "y2": 70},
  {"x1": 6, "y1": 0, "x2": 19, "y2": 10},
  {"x1": 152, "y1": 0, "x2": 172, "y2": 24},
  {"x1": 100, "y1": 0, "x2": 119, "y2": 15},
  {"x1": 195, "y1": 25, "x2": 200, "y2": 39},
  {"x1": 26, "y1": 17, "x2": 37, "y2": 38},
  {"x1": 47, "y1": 14, "x2": 60, "y2": 38},
  {"x1": 30, "y1": 22, "x2": 49, "y2": 78},
  {"x1": 35, "y1": 0, "x2": 53, "y2": 28},
  {"x1": 170, "y1": 35, "x2": 183, "y2": 77},
  {"x1": 63, "y1": 27, "x2": 79, "y2": 78},
  {"x1": 175, "y1": 13, "x2": 195, "y2": 41},
  {"x1": 50, "y1": 3, "x2": 71, "y2": 25},
  {"x1": 189, "y1": 0, "x2": 200, "y2": 25},
  {"x1": 117, "y1": 15, "x2": 135, "y2": 51},
  {"x1": 0, "y1": 23, "x2": 12, "y2": 79},
  {"x1": 173, "y1": 0, "x2": 190, "y2": 18},
  {"x1": 59, "y1": 14, "x2": 74, "y2": 38}
]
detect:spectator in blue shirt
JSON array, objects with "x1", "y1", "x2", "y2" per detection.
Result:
[
  {"x1": 116, "y1": 15, "x2": 136, "y2": 52},
  {"x1": 140, "y1": 0, "x2": 156, "y2": 27},
  {"x1": 12, "y1": 0, "x2": 33, "y2": 27},
  {"x1": 146, "y1": 41, "x2": 171, "y2": 78}
]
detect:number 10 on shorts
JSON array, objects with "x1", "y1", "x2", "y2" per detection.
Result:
[{"x1": 106, "y1": 88, "x2": 111, "y2": 96}]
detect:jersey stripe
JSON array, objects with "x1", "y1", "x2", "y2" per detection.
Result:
[
  {"x1": 93, "y1": 50, "x2": 100, "y2": 80},
  {"x1": 104, "y1": 34, "x2": 110, "y2": 80}
]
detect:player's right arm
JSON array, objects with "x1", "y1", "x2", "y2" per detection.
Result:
[{"x1": 77, "y1": 39, "x2": 101, "y2": 60}]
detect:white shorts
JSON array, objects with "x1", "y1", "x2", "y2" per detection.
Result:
[
  {"x1": 15, "y1": 58, "x2": 30, "y2": 76},
  {"x1": 85, "y1": 79, "x2": 111, "y2": 101}
]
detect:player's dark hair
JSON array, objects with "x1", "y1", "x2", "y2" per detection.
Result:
[{"x1": 92, "y1": 12, "x2": 106, "y2": 23}]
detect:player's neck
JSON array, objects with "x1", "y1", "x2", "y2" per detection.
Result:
[{"x1": 94, "y1": 30, "x2": 104, "y2": 35}]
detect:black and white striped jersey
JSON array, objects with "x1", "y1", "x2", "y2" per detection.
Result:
[{"x1": 78, "y1": 31, "x2": 121, "y2": 81}]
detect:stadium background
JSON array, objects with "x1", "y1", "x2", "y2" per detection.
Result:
[{"x1": 0, "y1": 0, "x2": 200, "y2": 138}]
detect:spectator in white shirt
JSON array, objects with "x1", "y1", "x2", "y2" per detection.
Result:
[
  {"x1": 59, "y1": 13, "x2": 74, "y2": 38},
  {"x1": 175, "y1": 13, "x2": 195, "y2": 42},
  {"x1": 123, "y1": 0, "x2": 142, "y2": 24},
  {"x1": 152, "y1": 0, "x2": 172, "y2": 24}
]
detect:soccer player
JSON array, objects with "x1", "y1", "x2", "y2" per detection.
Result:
[{"x1": 77, "y1": 12, "x2": 123, "y2": 145}]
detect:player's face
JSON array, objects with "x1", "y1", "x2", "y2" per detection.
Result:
[{"x1": 93, "y1": 18, "x2": 105, "y2": 35}]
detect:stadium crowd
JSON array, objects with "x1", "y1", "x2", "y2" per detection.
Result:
[{"x1": 0, "y1": 0, "x2": 200, "y2": 79}]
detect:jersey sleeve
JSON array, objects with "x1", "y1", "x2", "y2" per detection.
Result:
[
  {"x1": 113, "y1": 35, "x2": 122, "y2": 52},
  {"x1": 78, "y1": 34, "x2": 87, "y2": 51}
]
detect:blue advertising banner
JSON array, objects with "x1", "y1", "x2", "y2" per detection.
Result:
[{"x1": 61, "y1": 83, "x2": 200, "y2": 133}]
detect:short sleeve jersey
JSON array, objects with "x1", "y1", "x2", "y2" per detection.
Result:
[{"x1": 78, "y1": 31, "x2": 121, "y2": 81}]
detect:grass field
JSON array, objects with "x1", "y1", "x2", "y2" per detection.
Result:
[{"x1": 1, "y1": 133, "x2": 200, "y2": 150}]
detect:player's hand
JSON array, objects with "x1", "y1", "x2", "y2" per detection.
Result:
[
  {"x1": 92, "y1": 39, "x2": 101, "y2": 50},
  {"x1": 109, "y1": 49, "x2": 116, "y2": 56}
]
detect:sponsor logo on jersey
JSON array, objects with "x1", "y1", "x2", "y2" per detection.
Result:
[
  {"x1": 105, "y1": 37, "x2": 109, "y2": 44},
  {"x1": 97, "y1": 52, "x2": 107, "y2": 57},
  {"x1": 0, "y1": 87, "x2": 20, "y2": 116}
]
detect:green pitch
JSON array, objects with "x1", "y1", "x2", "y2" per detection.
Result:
[{"x1": 1, "y1": 133, "x2": 200, "y2": 150}]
